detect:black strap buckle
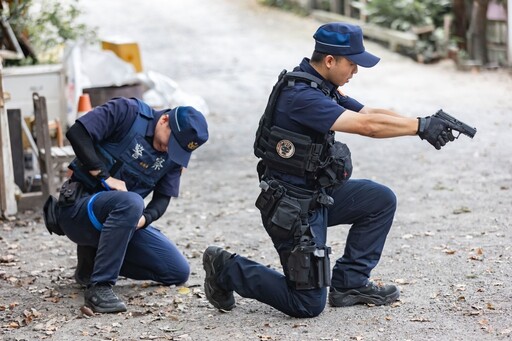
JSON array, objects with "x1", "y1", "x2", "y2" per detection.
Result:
[{"x1": 316, "y1": 193, "x2": 334, "y2": 207}]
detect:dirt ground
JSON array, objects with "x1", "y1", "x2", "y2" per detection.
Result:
[{"x1": 1, "y1": 0, "x2": 511, "y2": 340}]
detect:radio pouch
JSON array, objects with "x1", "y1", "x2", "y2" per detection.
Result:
[{"x1": 58, "y1": 180, "x2": 84, "y2": 207}]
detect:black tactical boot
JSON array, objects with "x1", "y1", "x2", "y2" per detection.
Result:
[
  {"x1": 84, "y1": 283, "x2": 127, "y2": 313},
  {"x1": 202, "y1": 246, "x2": 236, "y2": 311},
  {"x1": 329, "y1": 282, "x2": 400, "y2": 307},
  {"x1": 74, "y1": 245, "x2": 96, "y2": 286}
]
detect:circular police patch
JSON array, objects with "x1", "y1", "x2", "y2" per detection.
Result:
[{"x1": 276, "y1": 140, "x2": 295, "y2": 159}]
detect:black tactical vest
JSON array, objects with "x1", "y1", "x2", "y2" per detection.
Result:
[{"x1": 254, "y1": 70, "x2": 338, "y2": 182}]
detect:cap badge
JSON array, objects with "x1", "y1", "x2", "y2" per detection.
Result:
[{"x1": 187, "y1": 141, "x2": 199, "y2": 150}]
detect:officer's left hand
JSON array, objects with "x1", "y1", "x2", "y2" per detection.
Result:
[
  {"x1": 104, "y1": 177, "x2": 128, "y2": 191},
  {"x1": 417, "y1": 116, "x2": 455, "y2": 150},
  {"x1": 136, "y1": 216, "x2": 146, "y2": 229}
]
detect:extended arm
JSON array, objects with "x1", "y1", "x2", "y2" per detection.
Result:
[
  {"x1": 330, "y1": 109, "x2": 418, "y2": 138},
  {"x1": 358, "y1": 106, "x2": 402, "y2": 118},
  {"x1": 331, "y1": 107, "x2": 455, "y2": 149}
]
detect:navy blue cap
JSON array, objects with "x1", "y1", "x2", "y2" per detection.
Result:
[
  {"x1": 313, "y1": 22, "x2": 380, "y2": 68},
  {"x1": 168, "y1": 106, "x2": 208, "y2": 167}
]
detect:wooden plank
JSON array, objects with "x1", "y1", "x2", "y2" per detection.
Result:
[
  {"x1": 33, "y1": 93, "x2": 55, "y2": 199},
  {"x1": 508, "y1": 3, "x2": 512, "y2": 66},
  {"x1": 312, "y1": 10, "x2": 361, "y2": 25},
  {"x1": 50, "y1": 145, "x2": 75, "y2": 158},
  {"x1": 16, "y1": 191, "x2": 45, "y2": 212},
  {"x1": 0, "y1": 61, "x2": 18, "y2": 217},
  {"x1": 344, "y1": 0, "x2": 351, "y2": 17},
  {"x1": 330, "y1": 0, "x2": 341, "y2": 14},
  {"x1": 7, "y1": 109, "x2": 25, "y2": 192}
]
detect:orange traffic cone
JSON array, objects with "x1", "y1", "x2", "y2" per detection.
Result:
[{"x1": 77, "y1": 94, "x2": 92, "y2": 118}]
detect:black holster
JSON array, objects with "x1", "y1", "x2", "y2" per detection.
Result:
[
  {"x1": 287, "y1": 236, "x2": 331, "y2": 290},
  {"x1": 43, "y1": 195, "x2": 64, "y2": 235}
]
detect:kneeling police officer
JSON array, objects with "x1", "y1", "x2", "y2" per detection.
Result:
[
  {"x1": 202, "y1": 22, "x2": 455, "y2": 318},
  {"x1": 48, "y1": 97, "x2": 208, "y2": 313}
]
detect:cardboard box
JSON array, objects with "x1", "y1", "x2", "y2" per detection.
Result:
[
  {"x1": 2, "y1": 64, "x2": 67, "y2": 125},
  {"x1": 101, "y1": 40, "x2": 143, "y2": 72}
]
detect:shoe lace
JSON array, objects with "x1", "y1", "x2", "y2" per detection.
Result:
[
  {"x1": 366, "y1": 281, "x2": 395, "y2": 294},
  {"x1": 95, "y1": 284, "x2": 119, "y2": 300}
]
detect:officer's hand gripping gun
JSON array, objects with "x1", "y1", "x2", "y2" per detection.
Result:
[{"x1": 433, "y1": 109, "x2": 477, "y2": 139}]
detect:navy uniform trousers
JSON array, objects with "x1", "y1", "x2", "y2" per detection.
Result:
[
  {"x1": 217, "y1": 179, "x2": 397, "y2": 318},
  {"x1": 58, "y1": 190, "x2": 189, "y2": 286}
]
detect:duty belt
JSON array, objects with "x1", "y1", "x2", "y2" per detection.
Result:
[{"x1": 260, "y1": 179, "x2": 333, "y2": 212}]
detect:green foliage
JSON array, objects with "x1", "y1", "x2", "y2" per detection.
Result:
[
  {"x1": 258, "y1": 0, "x2": 309, "y2": 16},
  {"x1": 364, "y1": 0, "x2": 452, "y2": 63},
  {"x1": 6, "y1": 0, "x2": 97, "y2": 65},
  {"x1": 366, "y1": 0, "x2": 451, "y2": 31},
  {"x1": 365, "y1": 0, "x2": 451, "y2": 32}
]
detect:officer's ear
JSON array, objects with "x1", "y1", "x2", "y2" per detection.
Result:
[{"x1": 325, "y1": 55, "x2": 336, "y2": 69}]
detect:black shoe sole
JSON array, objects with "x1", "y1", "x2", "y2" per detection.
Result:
[
  {"x1": 329, "y1": 288, "x2": 400, "y2": 307},
  {"x1": 84, "y1": 302, "x2": 127, "y2": 314}
]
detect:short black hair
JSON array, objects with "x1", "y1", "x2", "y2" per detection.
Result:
[{"x1": 311, "y1": 50, "x2": 344, "y2": 63}]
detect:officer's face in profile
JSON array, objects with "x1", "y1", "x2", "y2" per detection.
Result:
[
  {"x1": 327, "y1": 56, "x2": 358, "y2": 87},
  {"x1": 154, "y1": 114, "x2": 172, "y2": 152}
]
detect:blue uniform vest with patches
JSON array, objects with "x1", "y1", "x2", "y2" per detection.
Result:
[{"x1": 69, "y1": 99, "x2": 178, "y2": 198}]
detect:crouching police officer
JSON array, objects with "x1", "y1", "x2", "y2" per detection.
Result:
[
  {"x1": 202, "y1": 22, "x2": 455, "y2": 318},
  {"x1": 49, "y1": 97, "x2": 208, "y2": 313}
]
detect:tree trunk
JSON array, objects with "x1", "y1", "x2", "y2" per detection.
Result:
[
  {"x1": 452, "y1": 0, "x2": 467, "y2": 50},
  {"x1": 467, "y1": 0, "x2": 490, "y2": 64}
]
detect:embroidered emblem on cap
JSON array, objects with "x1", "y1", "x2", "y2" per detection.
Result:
[
  {"x1": 276, "y1": 140, "x2": 295, "y2": 159},
  {"x1": 187, "y1": 141, "x2": 199, "y2": 150}
]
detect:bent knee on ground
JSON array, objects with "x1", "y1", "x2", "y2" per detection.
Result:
[
  {"x1": 287, "y1": 291, "x2": 326, "y2": 318},
  {"x1": 290, "y1": 303, "x2": 325, "y2": 318},
  {"x1": 159, "y1": 263, "x2": 190, "y2": 286}
]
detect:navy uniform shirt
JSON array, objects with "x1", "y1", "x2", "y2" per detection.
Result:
[
  {"x1": 270, "y1": 58, "x2": 364, "y2": 186},
  {"x1": 78, "y1": 97, "x2": 182, "y2": 197}
]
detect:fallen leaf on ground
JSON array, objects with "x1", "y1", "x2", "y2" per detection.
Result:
[
  {"x1": 177, "y1": 287, "x2": 191, "y2": 295},
  {"x1": 80, "y1": 305, "x2": 95, "y2": 317},
  {"x1": 410, "y1": 317, "x2": 431, "y2": 322},
  {"x1": 453, "y1": 207, "x2": 471, "y2": 214}
]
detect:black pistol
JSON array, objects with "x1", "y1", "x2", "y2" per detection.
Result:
[{"x1": 433, "y1": 109, "x2": 477, "y2": 139}]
